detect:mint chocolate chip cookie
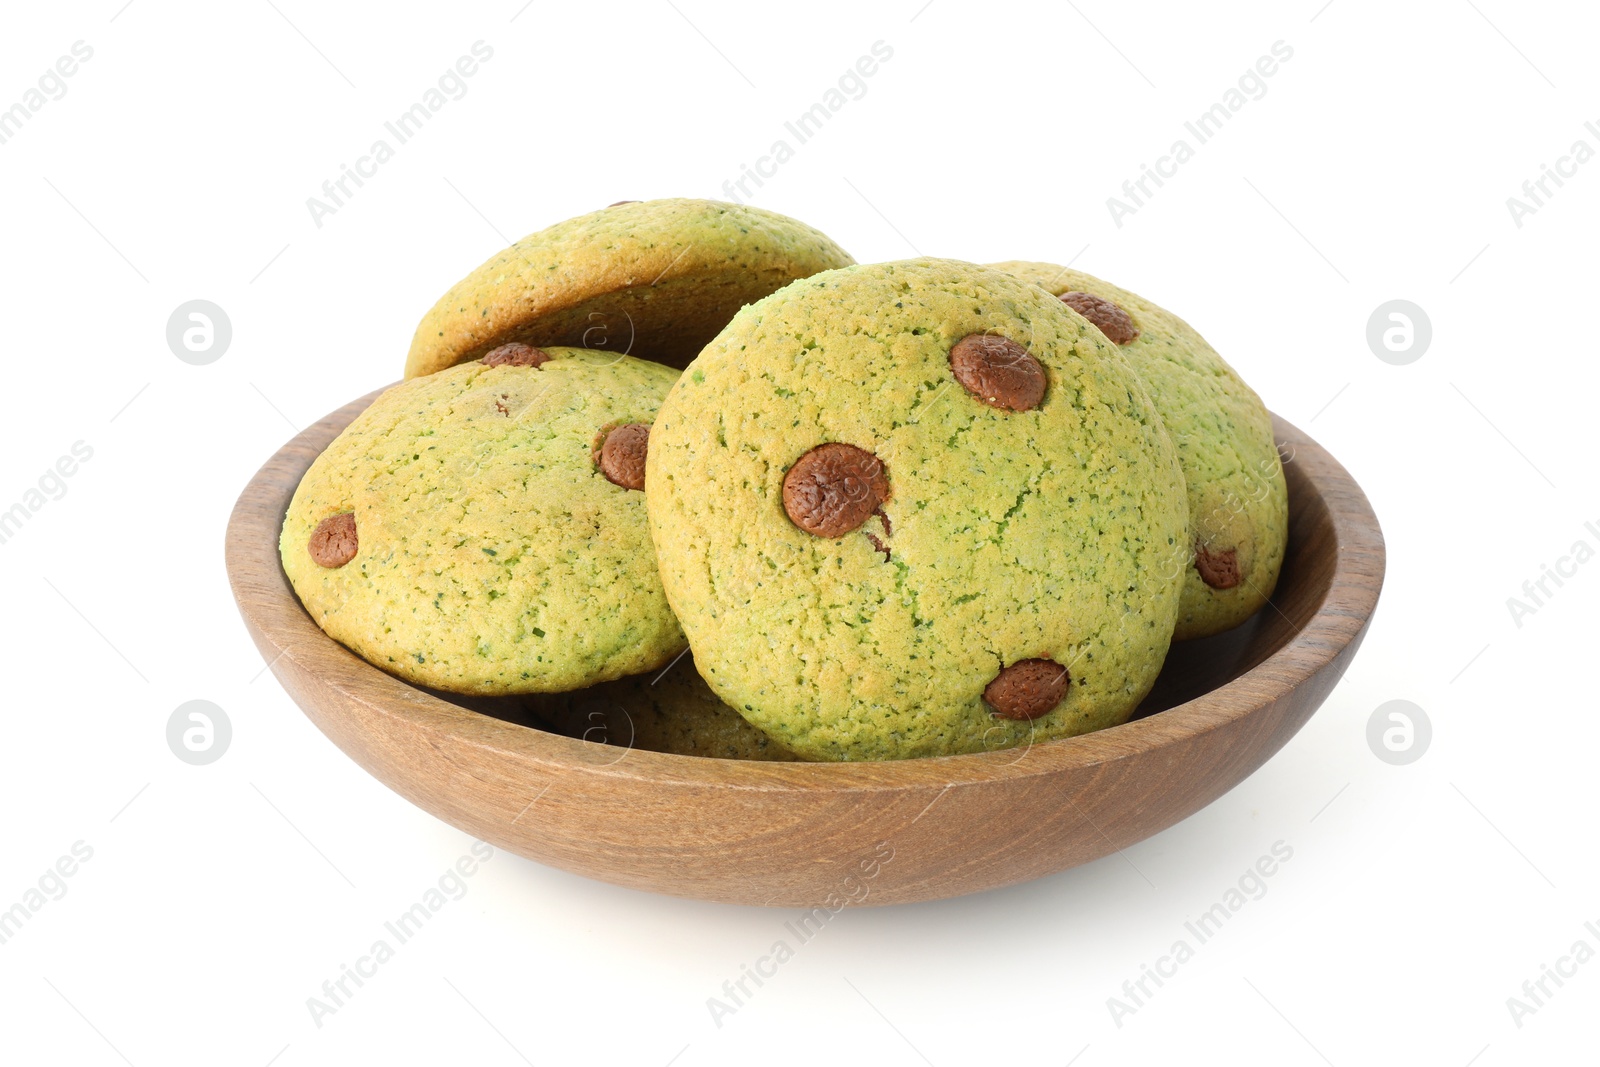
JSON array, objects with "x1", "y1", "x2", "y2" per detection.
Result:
[
  {"x1": 282, "y1": 346, "x2": 685, "y2": 694},
  {"x1": 405, "y1": 199, "x2": 855, "y2": 377},
  {"x1": 527, "y1": 654, "x2": 801, "y2": 762},
  {"x1": 991, "y1": 262, "x2": 1289, "y2": 640},
  {"x1": 645, "y1": 259, "x2": 1189, "y2": 761}
]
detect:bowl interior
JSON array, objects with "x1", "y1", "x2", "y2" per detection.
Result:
[{"x1": 1134, "y1": 458, "x2": 1330, "y2": 720}]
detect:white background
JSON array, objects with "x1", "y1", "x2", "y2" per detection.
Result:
[{"x1": 1, "y1": 1, "x2": 1595, "y2": 1064}]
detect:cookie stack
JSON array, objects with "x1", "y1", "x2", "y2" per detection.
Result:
[{"x1": 281, "y1": 199, "x2": 1287, "y2": 762}]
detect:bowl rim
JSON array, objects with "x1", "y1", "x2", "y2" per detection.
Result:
[{"x1": 227, "y1": 390, "x2": 1384, "y2": 795}]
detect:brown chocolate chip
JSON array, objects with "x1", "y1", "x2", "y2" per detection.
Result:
[
  {"x1": 1060, "y1": 291, "x2": 1139, "y2": 345},
  {"x1": 608, "y1": 200, "x2": 640, "y2": 207},
  {"x1": 984, "y1": 658, "x2": 1069, "y2": 720},
  {"x1": 481, "y1": 342, "x2": 550, "y2": 368},
  {"x1": 599, "y1": 423, "x2": 650, "y2": 491},
  {"x1": 1194, "y1": 541, "x2": 1241, "y2": 590},
  {"x1": 948, "y1": 334, "x2": 1046, "y2": 412},
  {"x1": 308, "y1": 512, "x2": 358, "y2": 568},
  {"x1": 782, "y1": 443, "x2": 889, "y2": 538}
]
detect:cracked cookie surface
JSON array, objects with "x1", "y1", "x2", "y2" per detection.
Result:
[
  {"x1": 281, "y1": 347, "x2": 685, "y2": 694},
  {"x1": 992, "y1": 262, "x2": 1289, "y2": 640},
  {"x1": 645, "y1": 259, "x2": 1188, "y2": 761}
]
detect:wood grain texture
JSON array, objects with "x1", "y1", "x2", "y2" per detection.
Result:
[{"x1": 226, "y1": 388, "x2": 1384, "y2": 906}]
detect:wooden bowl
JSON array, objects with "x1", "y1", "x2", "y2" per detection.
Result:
[{"x1": 226, "y1": 389, "x2": 1383, "y2": 907}]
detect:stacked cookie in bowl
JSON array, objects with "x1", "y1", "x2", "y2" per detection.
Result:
[{"x1": 281, "y1": 199, "x2": 1286, "y2": 762}]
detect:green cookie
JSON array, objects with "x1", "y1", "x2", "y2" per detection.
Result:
[
  {"x1": 405, "y1": 198, "x2": 855, "y2": 377},
  {"x1": 526, "y1": 654, "x2": 801, "y2": 762},
  {"x1": 646, "y1": 258, "x2": 1189, "y2": 761},
  {"x1": 990, "y1": 262, "x2": 1289, "y2": 639},
  {"x1": 282, "y1": 346, "x2": 685, "y2": 694}
]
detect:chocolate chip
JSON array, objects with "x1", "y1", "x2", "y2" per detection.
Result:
[
  {"x1": 308, "y1": 512, "x2": 358, "y2": 568},
  {"x1": 984, "y1": 658, "x2": 1069, "y2": 720},
  {"x1": 948, "y1": 334, "x2": 1046, "y2": 412},
  {"x1": 481, "y1": 342, "x2": 550, "y2": 368},
  {"x1": 1195, "y1": 541, "x2": 1241, "y2": 589},
  {"x1": 608, "y1": 200, "x2": 640, "y2": 207},
  {"x1": 599, "y1": 423, "x2": 650, "y2": 491},
  {"x1": 782, "y1": 443, "x2": 890, "y2": 538},
  {"x1": 1060, "y1": 291, "x2": 1139, "y2": 345}
]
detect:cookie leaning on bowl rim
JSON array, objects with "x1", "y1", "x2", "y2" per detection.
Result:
[
  {"x1": 989, "y1": 261, "x2": 1289, "y2": 640},
  {"x1": 281, "y1": 344, "x2": 686, "y2": 695},
  {"x1": 645, "y1": 258, "x2": 1190, "y2": 762},
  {"x1": 404, "y1": 198, "x2": 855, "y2": 377}
]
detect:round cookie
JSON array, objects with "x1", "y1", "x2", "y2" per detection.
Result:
[
  {"x1": 405, "y1": 199, "x2": 855, "y2": 377},
  {"x1": 990, "y1": 262, "x2": 1289, "y2": 640},
  {"x1": 646, "y1": 258, "x2": 1189, "y2": 762},
  {"x1": 526, "y1": 654, "x2": 801, "y2": 762},
  {"x1": 281, "y1": 346, "x2": 685, "y2": 694}
]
